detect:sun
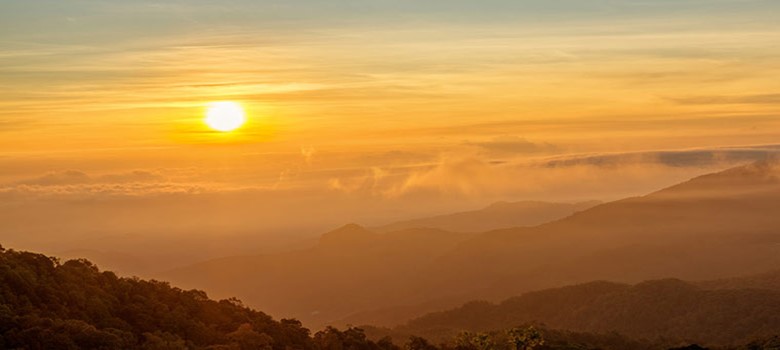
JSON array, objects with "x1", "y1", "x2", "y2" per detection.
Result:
[{"x1": 204, "y1": 101, "x2": 246, "y2": 132}]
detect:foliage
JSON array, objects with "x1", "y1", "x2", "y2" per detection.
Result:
[
  {"x1": 405, "y1": 336, "x2": 437, "y2": 350},
  {"x1": 0, "y1": 248, "x2": 376, "y2": 350},
  {"x1": 506, "y1": 327, "x2": 544, "y2": 350},
  {"x1": 3, "y1": 246, "x2": 780, "y2": 350},
  {"x1": 398, "y1": 279, "x2": 780, "y2": 346}
]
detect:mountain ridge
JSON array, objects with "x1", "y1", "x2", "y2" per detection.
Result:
[
  {"x1": 167, "y1": 160, "x2": 780, "y2": 329},
  {"x1": 382, "y1": 276, "x2": 780, "y2": 346},
  {"x1": 373, "y1": 200, "x2": 602, "y2": 233}
]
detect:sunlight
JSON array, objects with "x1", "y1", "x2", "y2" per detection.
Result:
[{"x1": 204, "y1": 101, "x2": 246, "y2": 132}]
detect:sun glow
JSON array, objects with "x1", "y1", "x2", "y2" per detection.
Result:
[{"x1": 205, "y1": 102, "x2": 246, "y2": 132}]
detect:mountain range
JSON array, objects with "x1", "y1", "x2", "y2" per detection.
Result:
[
  {"x1": 166, "y1": 160, "x2": 780, "y2": 330},
  {"x1": 373, "y1": 200, "x2": 601, "y2": 233},
  {"x1": 375, "y1": 271, "x2": 780, "y2": 346}
]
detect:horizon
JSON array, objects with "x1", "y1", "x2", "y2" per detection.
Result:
[
  {"x1": 2, "y1": 1, "x2": 780, "y2": 349},
  {"x1": 3, "y1": 1, "x2": 780, "y2": 260}
]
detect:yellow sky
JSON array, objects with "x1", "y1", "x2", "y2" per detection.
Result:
[
  {"x1": 3, "y1": 22, "x2": 779, "y2": 153},
  {"x1": 2, "y1": 1, "x2": 780, "y2": 256}
]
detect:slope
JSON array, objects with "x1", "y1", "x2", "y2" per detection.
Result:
[
  {"x1": 373, "y1": 201, "x2": 601, "y2": 233},
  {"x1": 0, "y1": 246, "x2": 313, "y2": 349},
  {"x1": 166, "y1": 225, "x2": 473, "y2": 329},
  {"x1": 389, "y1": 278, "x2": 780, "y2": 346},
  {"x1": 167, "y1": 160, "x2": 780, "y2": 330}
]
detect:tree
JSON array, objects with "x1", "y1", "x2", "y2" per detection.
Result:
[
  {"x1": 506, "y1": 327, "x2": 543, "y2": 350},
  {"x1": 406, "y1": 336, "x2": 438, "y2": 350},
  {"x1": 141, "y1": 331, "x2": 188, "y2": 350},
  {"x1": 228, "y1": 323, "x2": 274, "y2": 350},
  {"x1": 455, "y1": 332, "x2": 494, "y2": 350},
  {"x1": 377, "y1": 336, "x2": 400, "y2": 350},
  {"x1": 0, "y1": 248, "x2": 316, "y2": 350}
]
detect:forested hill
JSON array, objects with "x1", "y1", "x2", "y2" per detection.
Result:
[
  {"x1": 0, "y1": 245, "x2": 397, "y2": 350},
  {"x1": 392, "y1": 279, "x2": 780, "y2": 346},
  {"x1": 4, "y1": 245, "x2": 780, "y2": 350}
]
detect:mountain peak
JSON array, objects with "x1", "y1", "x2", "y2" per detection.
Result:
[
  {"x1": 723, "y1": 158, "x2": 780, "y2": 177},
  {"x1": 696, "y1": 158, "x2": 780, "y2": 182},
  {"x1": 653, "y1": 159, "x2": 780, "y2": 197}
]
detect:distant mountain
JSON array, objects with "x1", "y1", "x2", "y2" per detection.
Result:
[
  {"x1": 166, "y1": 225, "x2": 473, "y2": 329},
  {"x1": 373, "y1": 201, "x2": 601, "y2": 233},
  {"x1": 167, "y1": 160, "x2": 780, "y2": 330},
  {"x1": 425, "y1": 160, "x2": 780, "y2": 302},
  {"x1": 381, "y1": 278, "x2": 780, "y2": 346},
  {"x1": 697, "y1": 270, "x2": 780, "y2": 291}
]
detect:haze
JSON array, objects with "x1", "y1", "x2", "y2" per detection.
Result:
[{"x1": 2, "y1": 2, "x2": 780, "y2": 347}]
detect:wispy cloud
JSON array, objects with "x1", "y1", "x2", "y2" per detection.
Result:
[
  {"x1": 326, "y1": 145, "x2": 780, "y2": 201},
  {"x1": 14, "y1": 169, "x2": 165, "y2": 186},
  {"x1": 465, "y1": 136, "x2": 559, "y2": 156},
  {"x1": 671, "y1": 94, "x2": 780, "y2": 105}
]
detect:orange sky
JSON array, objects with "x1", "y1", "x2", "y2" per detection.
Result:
[{"x1": 1, "y1": 0, "x2": 780, "y2": 261}]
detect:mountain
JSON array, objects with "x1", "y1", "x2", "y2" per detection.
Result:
[
  {"x1": 166, "y1": 225, "x2": 474, "y2": 329},
  {"x1": 4, "y1": 247, "x2": 744, "y2": 350},
  {"x1": 423, "y1": 160, "x2": 780, "y2": 301},
  {"x1": 5, "y1": 247, "x2": 780, "y2": 350},
  {"x1": 696, "y1": 270, "x2": 780, "y2": 291},
  {"x1": 379, "y1": 278, "x2": 780, "y2": 346},
  {"x1": 2, "y1": 246, "x2": 461, "y2": 350},
  {"x1": 166, "y1": 160, "x2": 780, "y2": 330},
  {"x1": 373, "y1": 201, "x2": 601, "y2": 233}
]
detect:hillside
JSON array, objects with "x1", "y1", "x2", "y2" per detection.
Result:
[
  {"x1": 389, "y1": 278, "x2": 780, "y2": 346},
  {"x1": 696, "y1": 270, "x2": 780, "y2": 291},
  {"x1": 423, "y1": 160, "x2": 780, "y2": 301},
  {"x1": 0, "y1": 245, "x2": 414, "y2": 350},
  {"x1": 373, "y1": 201, "x2": 601, "y2": 233},
  {"x1": 6, "y1": 246, "x2": 780, "y2": 349},
  {"x1": 5, "y1": 245, "x2": 771, "y2": 350},
  {"x1": 167, "y1": 160, "x2": 780, "y2": 329},
  {"x1": 0, "y1": 246, "x2": 308, "y2": 349},
  {"x1": 166, "y1": 225, "x2": 474, "y2": 329}
]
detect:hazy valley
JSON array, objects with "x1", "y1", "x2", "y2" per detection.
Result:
[
  {"x1": 161, "y1": 161, "x2": 780, "y2": 330},
  {"x1": 4, "y1": 160, "x2": 780, "y2": 349}
]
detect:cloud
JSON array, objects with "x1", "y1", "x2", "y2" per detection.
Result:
[
  {"x1": 671, "y1": 94, "x2": 780, "y2": 105},
  {"x1": 465, "y1": 136, "x2": 559, "y2": 156},
  {"x1": 0, "y1": 119, "x2": 38, "y2": 133},
  {"x1": 333, "y1": 145, "x2": 780, "y2": 201},
  {"x1": 99, "y1": 170, "x2": 166, "y2": 183},
  {"x1": 379, "y1": 155, "x2": 661, "y2": 201},
  {"x1": 0, "y1": 169, "x2": 209, "y2": 200},
  {"x1": 300, "y1": 146, "x2": 316, "y2": 165},
  {"x1": 0, "y1": 183, "x2": 210, "y2": 201},
  {"x1": 542, "y1": 146, "x2": 780, "y2": 168},
  {"x1": 15, "y1": 170, "x2": 92, "y2": 186},
  {"x1": 328, "y1": 167, "x2": 389, "y2": 196},
  {"x1": 388, "y1": 157, "x2": 501, "y2": 197},
  {"x1": 15, "y1": 170, "x2": 166, "y2": 186},
  {"x1": 9, "y1": 145, "x2": 780, "y2": 205}
]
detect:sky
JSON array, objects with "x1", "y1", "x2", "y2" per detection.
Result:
[{"x1": 1, "y1": 0, "x2": 780, "y2": 270}]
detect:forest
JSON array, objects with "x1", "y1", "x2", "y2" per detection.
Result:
[{"x1": 2, "y1": 245, "x2": 780, "y2": 350}]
